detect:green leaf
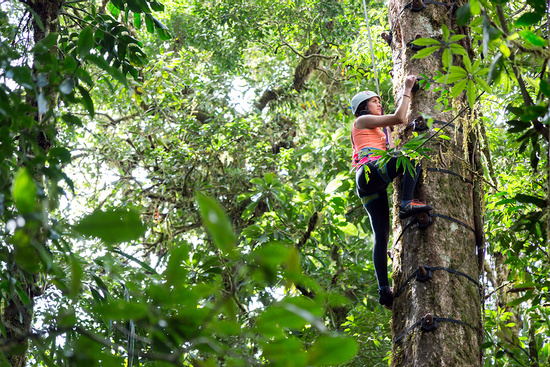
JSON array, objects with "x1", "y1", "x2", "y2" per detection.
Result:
[
  {"x1": 451, "y1": 78, "x2": 468, "y2": 98},
  {"x1": 77, "y1": 26, "x2": 94, "y2": 58},
  {"x1": 70, "y1": 256, "x2": 82, "y2": 297},
  {"x1": 337, "y1": 222, "x2": 358, "y2": 236},
  {"x1": 133, "y1": 13, "x2": 142, "y2": 29},
  {"x1": 62, "y1": 113, "x2": 83, "y2": 127},
  {"x1": 450, "y1": 43, "x2": 468, "y2": 56},
  {"x1": 514, "y1": 194, "x2": 546, "y2": 208},
  {"x1": 94, "y1": 300, "x2": 150, "y2": 321},
  {"x1": 8, "y1": 66, "x2": 34, "y2": 89},
  {"x1": 441, "y1": 25, "x2": 450, "y2": 41},
  {"x1": 481, "y1": 341, "x2": 494, "y2": 349},
  {"x1": 540, "y1": 79, "x2": 550, "y2": 97},
  {"x1": 474, "y1": 76, "x2": 492, "y2": 94},
  {"x1": 12, "y1": 168, "x2": 36, "y2": 214},
  {"x1": 463, "y1": 54, "x2": 472, "y2": 73},
  {"x1": 32, "y1": 32, "x2": 58, "y2": 54},
  {"x1": 467, "y1": 79, "x2": 476, "y2": 108},
  {"x1": 144, "y1": 14, "x2": 171, "y2": 40},
  {"x1": 498, "y1": 42, "x2": 511, "y2": 58},
  {"x1": 196, "y1": 192, "x2": 236, "y2": 255},
  {"x1": 85, "y1": 54, "x2": 127, "y2": 86},
  {"x1": 435, "y1": 66, "x2": 467, "y2": 83},
  {"x1": 515, "y1": 12, "x2": 543, "y2": 26},
  {"x1": 526, "y1": 0, "x2": 545, "y2": 15},
  {"x1": 264, "y1": 172, "x2": 273, "y2": 185},
  {"x1": 470, "y1": 0, "x2": 480, "y2": 15},
  {"x1": 411, "y1": 38, "x2": 441, "y2": 46},
  {"x1": 325, "y1": 178, "x2": 342, "y2": 194},
  {"x1": 126, "y1": 0, "x2": 143, "y2": 13},
  {"x1": 164, "y1": 243, "x2": 189, "y2": 287},
  {"x1": 262, "y1": 339, "x2": 307, "y2": 366},
  {"x1": 149, "y1": 0, "x2": 165, "y2": 11},
  {"x1": 306, "y1": 336, "x2": 358, "y2": 366},
  {"x1": 518, "y1": 30, "x2": 546, "y2": 47},
  {"x1": 73, "y1": 209, "x2": 146, "y2": 245},
  {"x1": 48, "y1": 147, "x2": 72, "y2": 164},
  {"x1": 442, "y1": 48, "x2": 451, "y2": 68},
  {"x1": 410, "y1": 46, "x2": 440, "y2": 59},
  {"x1": 506, "y1": 292, "x2": 535, "y2": 307},
  {"x1": 456, "y1": 4, "x2": 471, "y2": 26},
  {"x1": 450, "y1": 34, "x2": 467, "y2": 42},
  {"x1": 77, "y1": 85, "x2": 95, "y2": 118}
]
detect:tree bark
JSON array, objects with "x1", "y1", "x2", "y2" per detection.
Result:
[
  {"x1": 387, "y1": 0, "x2": 483, "y2": 365},
  {"x1": 1, "y1": 1, "x2": 62, "y2": 365}
]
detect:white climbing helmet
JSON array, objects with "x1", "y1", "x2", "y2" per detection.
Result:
[{"x1": 350, "y1": 91, "x2": 380, "y2": 115}]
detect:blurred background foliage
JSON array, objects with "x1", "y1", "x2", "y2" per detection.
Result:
[{"x1": 0, "y1": 0, "x2": 548, "y2": 365}]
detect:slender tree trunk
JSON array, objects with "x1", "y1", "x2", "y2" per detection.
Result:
[
  {"x1": 0, "y1": 1, "x2": 62, "y2": 365},
  {"x1": 387, "y1": 0, "x2": 483, "y2": 365}
]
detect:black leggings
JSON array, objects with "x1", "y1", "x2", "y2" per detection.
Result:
[{"x1": 355, "y1": 157, "x2": 421, "y2": 287}]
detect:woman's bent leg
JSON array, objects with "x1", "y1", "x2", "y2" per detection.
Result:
[{"x1": 364, "y1": 192, "x2": 391, "y2": 288}]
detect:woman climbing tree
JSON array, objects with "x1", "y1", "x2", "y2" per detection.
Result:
[{"x1": 351, "y1": 75, "x2": 433, "y2": 309}]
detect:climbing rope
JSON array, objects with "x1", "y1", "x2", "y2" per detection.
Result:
[
  {"x1": 393, "y1": 265, "x2": 481, "y2": 299},
  {"x1": 362, "y1": 0, "x2": 381, "y2": 97},
  {"x1": 393, "y1": 313, "x2": 480, "y2": 343},
  {"x1": 393, "y1": 211, "x2": 476, "y2": 248},
  {"x1": 361, "y1": 0, "x2": 392, "y2": 143}
]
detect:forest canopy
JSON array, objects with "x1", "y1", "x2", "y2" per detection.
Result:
[{"x1": 0, "y1": 0, "x2": 548, "y2": 366}]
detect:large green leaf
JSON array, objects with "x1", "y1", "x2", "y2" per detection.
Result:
[
  {"x1": 306, "y1": 336, "x2": 359, "y2": 366},
  {"x1": 12, "y1": 167, "x2": 36, "y2": 214},
  {"x1": 77, "y1": 26, "x2": 94, "y2": 58},
  {"x1": 196, "y1": 191, "x2": 236, "y2": 255},
  {"x1": 73, "y1": 209, "x2": 146, "y2": 245}
]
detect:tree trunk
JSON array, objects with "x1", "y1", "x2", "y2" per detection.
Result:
[
  {"x1": 387, "y1": 0, "x2": 483, "y2": 365},
  {"x1": 0, "y1": 1, "x2": 62, "y2": 365}
]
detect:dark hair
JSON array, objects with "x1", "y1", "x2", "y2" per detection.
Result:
[{"x1": 354, "y1": 99, "x2": 370, "y2": 117}]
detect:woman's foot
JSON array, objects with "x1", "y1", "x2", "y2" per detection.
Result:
[
  {"x1": 399, "y1": 199, "x2": 433, "y2": 219},
  {"x1": 378, "y1": 286, "x2": 393, "y2": 310}
]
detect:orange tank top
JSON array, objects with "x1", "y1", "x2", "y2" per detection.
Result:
[{"x1": 351, "y1": 122, "x2": 387, "y2": 156}]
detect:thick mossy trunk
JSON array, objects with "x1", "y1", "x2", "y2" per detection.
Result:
[{"x1": 387, "y1": 0, "x2": 483, "y2": 365}]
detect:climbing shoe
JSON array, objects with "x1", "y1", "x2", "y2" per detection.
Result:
[
  {"x1": 398, "y1": 199, "x2": 433, "y2": 219},
  {"x1": 378, "y1": 286, "x2": 393, "y2": 310}
]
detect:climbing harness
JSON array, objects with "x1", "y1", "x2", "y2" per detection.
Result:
[
  {"x1": 393, "y1": 313, "x2": 480, "y2": 343},
  {"x1": 394, "y1": 264, "x2": 481, "y2": 298}
]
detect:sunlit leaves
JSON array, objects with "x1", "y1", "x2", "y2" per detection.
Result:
[{"x1": 518, "y1": 30, "x2": 546, "y2": 47}]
